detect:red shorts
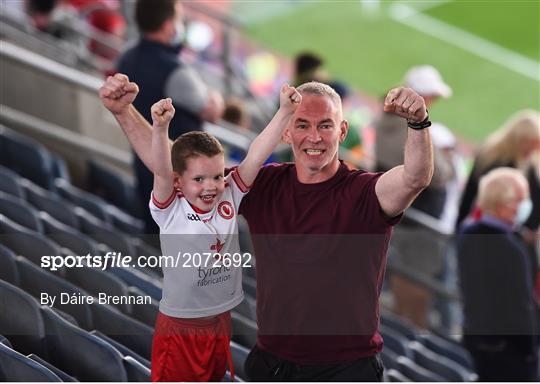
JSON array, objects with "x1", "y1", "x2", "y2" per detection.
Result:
[{"x1": 151, "y1": 311, "x2": 233, "y2": 382}]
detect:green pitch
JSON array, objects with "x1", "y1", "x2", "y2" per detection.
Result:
[{"x1": 234, "y1": 1, "x2": 539, "y2": 143}]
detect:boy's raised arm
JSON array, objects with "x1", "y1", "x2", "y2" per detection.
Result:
[
  {"x1": 238, "y1": 85, "x2": 301, "y2": 186},
  {"x1": 150, "y1": 98, "x2": 176, "y2": 203}
]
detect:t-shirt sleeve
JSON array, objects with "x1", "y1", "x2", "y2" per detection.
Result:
[
  {"x1": 352, "y1": 172, "x2": 402, "y2": 228},
  {"x1": 164, "y1": 66, "x2": 208, "y2": 115},
  {"x1": 149, "y1": 189, "x2": 180, "y2": 229},
  {"x1": 226, "y1": 168, "x2": 251, "y2": 211}
]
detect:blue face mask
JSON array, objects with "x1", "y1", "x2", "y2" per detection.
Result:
[{"x1": 515, "y1": 198, "x2": 533, "y2": 225}]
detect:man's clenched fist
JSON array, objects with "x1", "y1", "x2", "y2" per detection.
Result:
[
  {"x1": 99, "y1": 73, "x2": 139, "y2": 115},
  {"x1": 384, "y1": 87, "x2": 428, "y2": 123},
  {"x1": 279, "y1": 84, "x2": 302, "y2": 114}
]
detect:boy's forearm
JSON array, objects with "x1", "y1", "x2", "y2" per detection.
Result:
[
  {"x1": 151, "y1": 127, "x2": 173, "y2": 179},
  {"x1": 245, "y1": 108, "x2": 292, "y2": 166}
]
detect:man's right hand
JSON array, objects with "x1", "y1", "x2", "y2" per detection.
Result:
[{"x1": 99, "y1": 73, "x2": 139, "y2": 115}]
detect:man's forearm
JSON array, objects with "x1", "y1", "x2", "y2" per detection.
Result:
[
  {"x1": 403, "y1": 128, "x2": 434, "y2": 191},
  {"x1": 113, "y1": 105, "x2": 156, "y2": 172}
]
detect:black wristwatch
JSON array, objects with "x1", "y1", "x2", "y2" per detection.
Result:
[{"x1": 407, "y1": 111, "x2": 431, "y2": 130}]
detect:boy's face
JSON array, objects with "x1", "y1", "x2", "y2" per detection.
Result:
[{"x1": 175, "y1": 154, "x2": 225, "y2": 211}]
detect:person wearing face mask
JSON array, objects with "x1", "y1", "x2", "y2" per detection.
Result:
[
  {"x1": 457, "y1": 167, "x2": 538, "y2": 381},
  {"x1": 115, "y1": 0, "x2": 224, "y2": 236}
]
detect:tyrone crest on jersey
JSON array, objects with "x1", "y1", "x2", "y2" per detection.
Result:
[{"x1": 217, "y1": 201, "x2": 234, "y2": 220}]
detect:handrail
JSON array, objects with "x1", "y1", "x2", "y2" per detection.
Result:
[{"x1": 1, "y1": 40, "x2": 102, "y2": 92}]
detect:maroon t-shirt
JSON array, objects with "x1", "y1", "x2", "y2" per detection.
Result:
[{"x1": 239, "y1": 161, "x2": 400, "y2": 364}]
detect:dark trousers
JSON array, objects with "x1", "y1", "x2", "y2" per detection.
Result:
[
  {"x1": 244, "y1": 345, "x2": 384, "y2": 382},
  {"x1": 464, "y1": 335, "x2": 538, "y2": 382}
]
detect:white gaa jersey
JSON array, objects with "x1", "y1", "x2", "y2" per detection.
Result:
[{"x1": 149, "y1": 169, "x2": 249, "y2": 318}]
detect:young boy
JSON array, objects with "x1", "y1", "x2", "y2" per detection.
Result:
[{"x1": 149, "y1": 85, "x2": 302, "y2": 381}]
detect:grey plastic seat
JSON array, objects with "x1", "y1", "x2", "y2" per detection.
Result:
[
  {"x1": 39, "y1": 212, "x2": 99, "y2": 255},
  {"x1": 27, "y1": 354, "x2": 78, "y2": 382},
  {"x1": 380, "y1": 346, "x2": 399, "y2": 370},
  {"x1": 66, "y1": 264, "x2": 132, "y2": 314},
  {"x1": 0, "y1": 191, "x2": 43, "y2": 233},
  {"x1": 108, "y1": 265, "x2": 163, "y2": 300},
  {"x1": 231, "y1": 312, "x2": 257, "y2": 349},
  {"x1": 41, "y1": 305, "x2": 127, "y2": 381},
  {"x1": 0, "y1": 126, "x2": 56, "y2": 190},
  {"x1": 380, "y1": 325, "x2": 413, "y2": 359},
  {"x1": 396, "y1": 356, "x2": 446, "y2": 382},
  {"x1": 0, "y1": 279, "x2": 47, "y2": 358},
  {"x1": 90, "y1": 330, "x2": 150, "y2": 369},
  {"x1": 0, "y1": 343, "x2": 61, "y2": 382},
  {"x1": 242, "y1": 275, "x2": 257, "y2": 299},
  {"x1": 124, "y1": 355, "x2": 151, "y2": 382},
  {"x1": 0, "y1": 165, "x2": 25, "y2": 199},
  {"x1": 0, "y1": 243, "x2": 20, "y2": 285},
  {"x1": 230, "y1": 341, "x2": 250, "y2": 381},
  {"x1": 128, "y1": 286, "x2": 159, "y2": 327},
  {"x1": 386, "y1": 368, "x2": 410, "y2": 382},
  {"x1": 55, "y1": 178, "x2": 112, "y2": 223},
  {"x1": 380, "y1": 311, "x2": 418, "y2": 340},
  {"x1": 16, "y1": 256, "x2": 93, "y2": 330},
  {"x1": 409, "y1": 341, "x2": 475, "y2": 381},
  {"x1": 0, "y1": 335, "x2": 12, "y2": 348},
  {"x1": 90, "y1": 303, "x2": 153, "y2": 361},
  {"x1": 23, "y1": 179, "x2": 80, "y2": 229},
  {"x1": 0, "y1": 223, "x2": 61, "y2": 266},
  {"x1": 417, "y1": 333, "x2": 474, "y2": 370}
]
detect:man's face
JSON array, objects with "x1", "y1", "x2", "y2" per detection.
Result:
[
  {"x1": 174, "y1": 154, "x2": 225, "y2": 211},
  {"x1": 283, "y1": 94, "x2": 348, "y2": 182}
]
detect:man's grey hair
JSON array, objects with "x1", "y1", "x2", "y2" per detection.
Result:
[
  {"x1": 296, "y1": 81, "x2": 342, "y2": 109},
  {"x1": 477, "y1": 167, "x2": 528, "y2": 213}
]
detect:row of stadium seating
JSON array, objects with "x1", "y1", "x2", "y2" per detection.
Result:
[{"x1": 0, "y1": 126, "x2": 477, "y2": 381}]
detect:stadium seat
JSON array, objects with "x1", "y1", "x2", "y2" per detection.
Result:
[
  {"x1": 235, "y1": 295, "x2": 257, "y2": 321},
  {"x1": 409, "y1": 341, "x2": 475, "y2": 381},
  {"x1": 231, "y1": 312, "x2": 257, "y2": 349},
  {"x1": 0, "y1": 280, "x2": 47, "y2": 358},
  {"x1": 0, "y1": 191, "x2": 43, "y2": 233},
  {"x1": 108, "y1": 265, "x2": 163, "y2": 300},
  {"x1": 22, "y1": 179, "x2": 80, "y2": 229},
  {"x1": 128, "y1": 286, "x2": 159, "y2": 327},
  {"x1": 87, "y1": 159, "x2": 140, "y2": 217},
  {"x1": 16, "y1": 256, "x2": 94, "y2": 330},
  {"x1": 0, "y1": 126, "x2": 56, "y2": 190},
  {"x1": 385, "y1": 368, "x2": 410, "y2": 382},
  {"x1": 396, "y1": 356, "x2": 445, "y2": 382},
  {"x1": 380, "y1": 347, "x2": 399, "y2": 370},
  {"x1": 380, "y1": 311, "x2": 418, "y2": 340},
  {"x1": 417, "y1": 333, "x2": 475, "y2": 370},
  {"x1": 0, "y1": 243, "x2": 20, "y2": 285},
  {"x1": 0, "y1": 225, "x2": 61, "y2": 267},
  {"x1": 55, "y1": 178, "x2": 112, "y2": 223},
  {"x1": 242, "y1": 275, "x2": 257, "y2": 299},
  {"x1": 124, "y1": 355, "x2": 151, "y2": 382},
  {"x1": 50, "y1": 154, "x2": 70, "y2": 183},
  {"x1": 39, "y1": 212, "x2": 100, "y2": 256},
  {"x1": 75, "y1": 207, "x2": 137, "y2": 256},
  {"x1": 66, "y1": 264, "x2": 132, "y2": 314},
  {"x1": 27, "y1": 353, "x2": 78, "y2": 382},
  {"x1": 90, "y1": 330, "x2": 151, "y2": 369},
  {"x1": 90, "y1": 302, "x2": 153, "y2": 361},
  {"x1": 0, "y1": 335, "x2": 12, "y2": 348},
  {"x1": 41, "y1": 305, "x2": 128, "y2": 381},
  {"x1": 230, "y1": 341, "x2": 250, "y2": 381},
  {"x1": 0, "y1": 165, "x2": 25, "y2": 199},
  {"x1": 223, "y1": 370, "x2": 245, "y2": 382},
  {"x1": 379, "y1": 325, "x2": 413, "y2": 359},
  {"x1": 133, "y1": 239, "x2": 163, "y2": 278},
  {"x1": 0, "y1": 343, "x2": 61, "y2": 382}
]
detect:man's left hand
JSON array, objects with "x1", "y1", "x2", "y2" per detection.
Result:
[{"x1": 384, "y1": 87, "x2": 428, "y2": 122}]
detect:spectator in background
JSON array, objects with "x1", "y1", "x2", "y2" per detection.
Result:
[
  {"x1": 457, "y1": 167, "x2": 538, "y2": 381},
  {"x1": 376, "y1": 65, "x2": 455, "y2": 329},
  {"x1": 115, "y1": 0, "x2": 224, "y2": 235},
  {"x1": 293, "y1": 51, "x2": 328, "y2": 87}
]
